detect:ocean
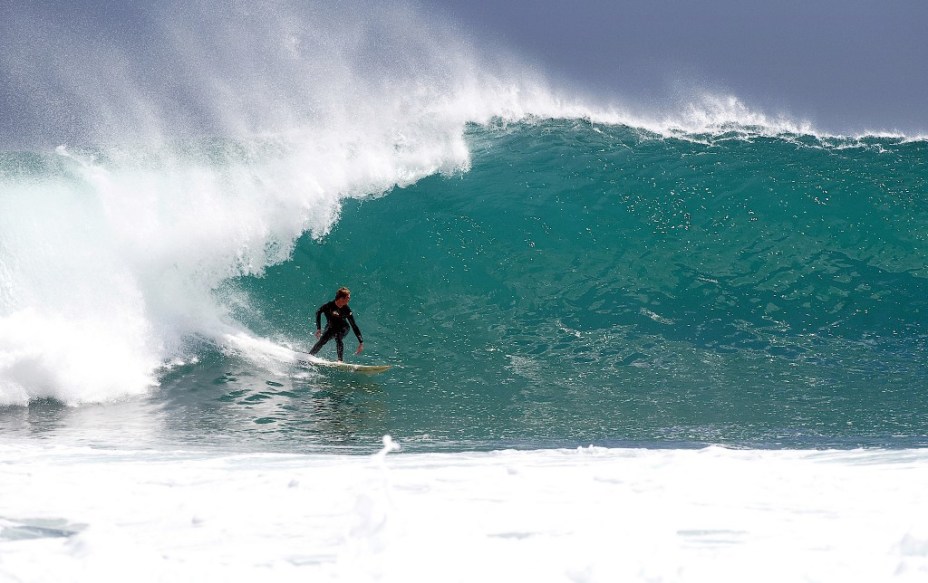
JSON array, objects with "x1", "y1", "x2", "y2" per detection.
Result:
[
  {"x1": 3, "y1": 121, "x2": 925, "y2": 451},
  {"x1": 2, "y1": 1, "x2": 927, "y2": 581}
]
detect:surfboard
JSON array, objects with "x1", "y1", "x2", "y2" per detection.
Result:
[{"x1": 298, "y1": 357, "x2": 392, "y2": 375}]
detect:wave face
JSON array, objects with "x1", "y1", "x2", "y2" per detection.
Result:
[
  {"x1": 1, "y1": 1, "x2": 927, "y2": 450},
  {"x1": 3, "y1": 126, "x2": 927, "y2": 448},
  {"x1": 214, "y1": 122, "x2": 926, "y2": 448}
]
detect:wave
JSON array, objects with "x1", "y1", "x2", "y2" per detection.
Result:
[{"x1": 1, "y1": 1, "x2": 926, "y2": 407}]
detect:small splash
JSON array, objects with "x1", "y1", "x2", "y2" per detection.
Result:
[{"x1": 374, "y1": 435, "x2": 401, "y2": 462}]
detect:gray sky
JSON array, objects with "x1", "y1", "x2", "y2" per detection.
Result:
[
  {"x1": 430, "y1": 0, "x2": 928, "y2": 134},
  {"x1": 1, "y1": 0, "x2": 926, "y2": 146}
]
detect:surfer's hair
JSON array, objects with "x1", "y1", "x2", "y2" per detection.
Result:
[{"x1": 335, "y1": 287, "x2": 351, "y2": 300}]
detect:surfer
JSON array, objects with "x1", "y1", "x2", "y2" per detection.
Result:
[{"x1": 309, "y1": 287, "x2": 363, "y2": 361}]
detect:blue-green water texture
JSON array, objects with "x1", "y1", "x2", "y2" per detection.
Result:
[{"x1": 2, "y1": 121, "x2": 927, "y2": 451}]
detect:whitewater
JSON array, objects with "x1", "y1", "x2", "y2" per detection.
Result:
[
  {"x1": 2, "y1": 1, "x2": 928, "y2": 581},
  {"x1": 3, "y1": 442, "x2": 927, "y2": 582}
]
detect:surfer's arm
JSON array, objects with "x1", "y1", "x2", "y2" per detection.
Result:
[{"x1": 348, "y1": 314, "x2": 363, "y2": 344}]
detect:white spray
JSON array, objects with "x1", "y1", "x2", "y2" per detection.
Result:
[
  {"x1": 0, "y1": 1, "x2": 821, "y2": 406},
  {"x1": 0, "y1": 1, "x2": 592, "y2": 405}
]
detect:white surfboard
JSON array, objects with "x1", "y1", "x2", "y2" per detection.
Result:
[{"x1": 299, "y1": 356, "x2": 392, "y2": 375}]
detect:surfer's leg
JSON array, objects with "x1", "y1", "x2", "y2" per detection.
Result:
[
  {"x1": 335, "y1": 331, "x2": 345, "y2": 361},
  {"x1": 309, "y1": 328, "x2": 335, "y2": 355}
]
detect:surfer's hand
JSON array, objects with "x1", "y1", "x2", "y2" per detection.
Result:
[
  {"x1": 315, "y1": 330, "x2": 322, "y2": 338},
  {"x1": 356, "y1": 343, "x2": 364, "y2": 355}
]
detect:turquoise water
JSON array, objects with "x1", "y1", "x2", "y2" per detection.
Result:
[
  {"x1": 3, "y1": 121, "x2": 927, "y2": 450},
  {"x1": 125, "y1": 122, "x2": 924, "y2": 451}
]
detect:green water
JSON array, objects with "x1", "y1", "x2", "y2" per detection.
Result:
[
  {"x1": 172, "y1": 122, "x2": 927, "y2": 450},
  {"x1": 2, "y1": 121, "x2": 926, "y2": 451}
]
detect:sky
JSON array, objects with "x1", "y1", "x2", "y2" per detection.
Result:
[
  {"x1": 430, "y1": 0, "x2": 928, "y2": 134},
  {"x1": 1, "y1": 0, "x2": 926, "y2": 144}
]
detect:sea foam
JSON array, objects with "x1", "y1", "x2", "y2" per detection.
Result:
[{"x1": 1, "y1": 441, "x2": 926, "y2": 582}]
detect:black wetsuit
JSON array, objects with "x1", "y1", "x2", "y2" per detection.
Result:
[{"x1": 309, "y1": 300, "x2": 362, "y2": 361}]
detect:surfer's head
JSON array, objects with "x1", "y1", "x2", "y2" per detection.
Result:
[{"x1": 335, "y1": 287, "x2": 351, "y2": 306}]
